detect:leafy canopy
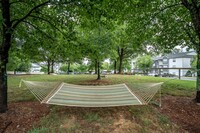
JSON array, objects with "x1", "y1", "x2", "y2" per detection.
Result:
[{"x1": 136, "y1": 55, "x2": 153, "y2": 73}]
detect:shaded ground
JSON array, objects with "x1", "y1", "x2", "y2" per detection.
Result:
[
  {"x1": 0, "y1": 102, "x2": 49, "y2": 133},
  {"x1": 0, "y1": 96, "x2": 200, "y2": 132},
  {"x1": 159, "y1": 95, "x2": 200, "y2": 133}
]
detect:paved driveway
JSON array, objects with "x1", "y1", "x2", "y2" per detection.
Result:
[{"x1": 180, "y1": 77, "x2": 196, "y2": 81}]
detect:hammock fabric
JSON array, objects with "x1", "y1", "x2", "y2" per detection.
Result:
[{"x1": 21, "y1": 80, "x2": 163, "y2": 107}]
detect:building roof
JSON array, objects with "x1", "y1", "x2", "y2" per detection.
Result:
[
  {"x1": 153, "y1": 56, "x2": 163, "y2": 61},
  {"x1": 167, "y1": 51, "x2": 196, "y2": 59},
  {"x1": 153, "y1": 51, "x2": 196, "y2": 60}
]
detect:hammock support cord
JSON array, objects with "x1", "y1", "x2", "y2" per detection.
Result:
[{"x1": 20, "y1": 80, "x2": 163, "y2": 107}]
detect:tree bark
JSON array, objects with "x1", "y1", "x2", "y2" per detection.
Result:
[
  {"x1": 0, "y1": 61, "x2": 8, "y2": 113},
  {"x1": 97, "y1": 61, "x2": 101, "y2": 80},
  {"x1": 51, "y1": 60, "x2": 54, "y2": 73},
  {"x1": 118, "y1": 48, "x2": 124, "y2": 74},
  {"x1": 0, "y1": 0, "x2": 49, "y2": 113},
  {"x1": 95, "y1": 60, "x2": 98, "y2": 74},
  {"x1": 0, "y1": 36, "x2": 10, "y2": 113},
  {"x1": 114, "y1": 60, "x2": 117, "y2": 74},
  {"x1": 195, "y1": 45, "x2": 200, "y2": 102},
  {"x1": 67, "y1": 62, "x2": 71, "y2": 74},
  {"x1": 0, "y1": 0, "x2": 12, "y2": 113},
  {"x1": 181, "y1": 0, "x2": 200, "y2": 102},
  {"x1": 14, "y1": 70, "x2": 17, "y2": 75},
  {"x1": 47, "y1": 60, "x2": 50, "y2": 74}
]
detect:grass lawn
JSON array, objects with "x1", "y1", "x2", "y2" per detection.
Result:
[{"x1": 7, "y1": 74, "x2": 196, "y2": 132}]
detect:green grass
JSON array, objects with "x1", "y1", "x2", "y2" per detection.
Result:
[
  {"x1": 8, "y1": 75, "x2": 96, "y2": 102},
  {"x1": 7, "y1": 74, "x2": 196, "y2": 102},
  {"x1": 128, "y1": 106, "x2": 180, "y2": 132},
  {"x1": 83, "y1": 113, "x2": 101, "y2": 122},
  {"x1": 28, "y1": 127, "x2": 50, "y2": 133},
  {"x1": 161, "y1": 78, "x2": 195, "y2": 96},
  {"x1": 7, "y1": 74, "x2": 196, "y2": 132}
]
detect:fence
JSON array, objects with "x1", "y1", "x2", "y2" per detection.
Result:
[{"x1": 132, "y1": 67, "x2": 197, "y2": 80}]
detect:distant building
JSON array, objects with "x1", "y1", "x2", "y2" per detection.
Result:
[
  {"x1": 30, "y1": 63, "x2": 44, "y2": 74},
  {"x1": 30, "y1": 63, "x2": 61, "y2": 74},
  {"x1": 131, "y1": 59, "x2": 137, "y2": 73},
  {"x1": 152, "y1": 51, "x2": 196, "y2": 76},
  {"x1": 131, "y1": 50, "x2": 196, "y2": 76}
]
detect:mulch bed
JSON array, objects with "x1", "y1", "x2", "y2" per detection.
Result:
[
  {"x1": 1, "y1": 95, "x2": 200, "y2": 132},
  {"x1": 0, "y1": 102, "x2": 50, "y2": 133},
  {"x1": 158, "y1": 95, "x2": 200, "y2": 133}
]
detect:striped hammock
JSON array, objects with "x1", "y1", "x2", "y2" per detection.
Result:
[{"x1": 20, "y1": 80, "x2": 163, "y2": 107}]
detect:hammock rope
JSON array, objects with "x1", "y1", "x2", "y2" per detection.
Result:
[{"x1": 20, "y1": 80, "x2": 163, "y2": 107}]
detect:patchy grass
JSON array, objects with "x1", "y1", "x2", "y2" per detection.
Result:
[
  {"x1": 29, "y1": 105, "x2": 181, "y2": 133},
  {"x1": 84, "y1": 113, "x2": 101, "y2": 122},
  {"x1": 28, "y1": 127, "x2": 50, "y2": 133},
  {"x1": 128, "y1": 106, "x2": 181, "y2": 132},
  {"x1": 7, "y1": 74, "x2": 196, "y2": 132}
]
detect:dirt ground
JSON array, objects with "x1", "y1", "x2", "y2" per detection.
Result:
[
  {"x1": 159, "y1": 95, "x2": 200, "y2": 133},
  {"x1": 0, "y1": 96, "x2": 200, "y2": 133},
  {"x1": 0, "y1": 102, "x2": 50, "y2": 133}
]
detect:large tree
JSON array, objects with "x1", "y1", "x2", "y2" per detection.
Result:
[
  {"x1": 7, "y1": 51, "x2": 31, "y2": 74},
  {"x1": 136, "y1": 55, "x2": 153, "y2": 75},
  {"x1": 0, "y1": 0, "x2": 55, "y2": 113},
  {"x1": 113, "y1": 24, "x2": 143, "y2": 74},
  {"x1": 111, "y1": 1, "x2": 151, "y2": 74},
  {"x1": 181, "y1": 0, "x2": 200, "y2": 102},
  {"x1": 0, "y1": 0, "x2": 120, "y2": 112},
  {"x1": 79, "y1": 27, "x2": 113, "y2": 79},
  {"x1": 142, "y1": 0, "x2": 200, "y2": 102},
  {"x1": 76, "y1": 0, "x2": 122, "y2": 79},
  {"x1": 0, "y1": 0, "x2": 83, "y2": 113}
]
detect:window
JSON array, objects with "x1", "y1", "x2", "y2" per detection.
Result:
[
  {"x1": 163, "y1": 57, "x2": 168, "y2": 64},
  {"x1": 163, "y1": 65, "x2": 168, "y2": 68},
  {"x1": 163, "y1": 58, "x2": 167, "y2": 62}
]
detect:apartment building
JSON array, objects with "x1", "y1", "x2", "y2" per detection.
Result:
[{"x1": 152, "y1": 51, "x2": 196, "y2": 76}]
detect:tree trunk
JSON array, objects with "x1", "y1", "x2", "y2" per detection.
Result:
[
  {"x1": 195, "y1": 45, "x2": 200, "y2": 102},
  {"x1": 0, "y1": 61, "x2": 8, "y2": 113},
  {"x1": 118, "y1": 48, "x2": 124, "y2": 74},
  {"x1": 47, "y1": 60, "x2": 50, "y2": 75},
  {"x1": 181, "y1": 1, "x2": 200, "y2": 102},
  {"x1": 14, "y1": 70, "x2": 17, "y2": 75},
  {"x1": 114, "y1": 60, "x2": 117, "y2": 74},
  {"x1": 97, "y1": 61, "x2": 101, "y2": 80},
  {"x1": 51, "y1": 60, "x2": 54, "y2": 73},
  {"x1": 183, "y1": 2, "x2": 200, "y2": 102},
  {"x1": 0, "y1": 0, "x2": 12, "y2": 113},
  {"x1": 67, "y1": 62, "x2": 71, "y2": 74},
  {"x1": 95, "y1": 60, "x2": 98, "y2": 74},
  {"x1": 0, "y1": 0, "x2": 49, "y2": 113}
]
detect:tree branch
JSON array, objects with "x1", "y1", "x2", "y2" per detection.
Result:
[
  {"x1": 185, "y1": 32, "x2": 198, "y2": 46},
  {"x1": 181, "y1": 0, "x2": 191, "y2": 9},
  {"x1": 34, "y1": 11, "x2": 71, "y2": 29},
  {"x1": 184, "y1": 22, "x2": 198, "y2": 46},
  {"x1": 191, "y1": 0, "x2": 198, "y2": 5},
  {"x1": 117, "y1": 47, "x2": 121, "y2": 56},
  {"x1": 22, "y1": 20, "x2": 55, "y2": 42},
  {"x1": 12, "y1": 1, "x2": 49, "y2": 29},
  {"x1": 150, "y1": 2, "x2": 182, "y2": 20},
  {"x1": 11, "y1": 19, "x2": 19, "y2": 24},
  {"x1": 28, "y1": 15, "x2": 69, "y2": 38},
  {"x1": 9, "y1": 1, "x2": 28, "y2": 6}
]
